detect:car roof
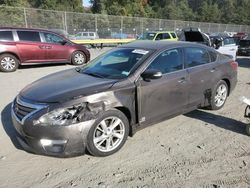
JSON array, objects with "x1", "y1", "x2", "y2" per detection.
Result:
[
  {"x1": 121, "y1": 40, "x2": 209, "y2": 50},
  {"x1": 145, "y1": 31, "x2": 175, "y2": 34},
  {"x1": 0, "y1": 27, "x2": 65, "y2": 36}
]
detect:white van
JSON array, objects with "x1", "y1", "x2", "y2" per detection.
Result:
[{"x1": 73, "y1": 32, "x2": 99, "y2": 40}]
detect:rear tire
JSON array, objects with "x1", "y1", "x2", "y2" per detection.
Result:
[
  {"x1": 0, "y1": 54, "x2": 19, "y2": 72},
  {"x1": 210, "y1": 80, "x2": 228, "y2": 110},
  {"x1": 71, "y1": 51, "x2": 87, "y2": 65},
  {"x1": 246, "y1": 124, "x2": 250, "y2": 136},
  {"x1": 87, "y1": 109, "x2": 129, "y2": 157}
]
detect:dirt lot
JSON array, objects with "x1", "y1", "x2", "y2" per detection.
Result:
[{"x1": 0, "y1": 49, "x2": 250, "y2": 188}]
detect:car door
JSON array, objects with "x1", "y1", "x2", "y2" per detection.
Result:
[
  {"x1": 216, "y1": 38, "x2": 238, "y2": 60},
  {"x1": 137, "y1": 48, "x2": 189, "y2": 125},
  {"x1": 184, "y1": 47, "x2": 219, "y2": 108},
  {"x1": 40, "y1": 32, "x2": 70, "y2": 62},
  {"x1": 15, "y1": 30, "x2": 47, "y2": 63}
]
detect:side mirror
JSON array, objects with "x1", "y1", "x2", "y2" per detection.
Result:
[
  {"x1": 60, "y1": 40, "x2": 68, "y2": 45},
  {"x1": 141, "y1": 69, "x2": 162, "y2": 81}
]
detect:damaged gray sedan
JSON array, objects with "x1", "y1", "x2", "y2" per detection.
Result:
[{"x1": 11, "y1": 41, "x2": 237, "y2": 157}]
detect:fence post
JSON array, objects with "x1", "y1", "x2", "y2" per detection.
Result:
[
  {"x1": 95, "y1": 14, "x2": 97, "y2": 32},
  {"x1": 64, "y1": 12, "x2": 68, "y2": 32},
  {"x1": 120, "y1": 16, "x2": 123, "y2": 36},
  {"x1": 23, "y1": 8, "x2": 28, "y2": 28}
]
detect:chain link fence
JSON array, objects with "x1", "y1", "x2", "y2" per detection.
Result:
[{"x1": 0, "y1": 5, "x2": 249, "y2": 38}]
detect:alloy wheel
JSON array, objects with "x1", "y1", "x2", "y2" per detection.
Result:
[
  {"x1": 93, "y1": 116, "x2": 125, "y2": 152},
  {"x1": 1, "y1": 57, "x2": 16, "y2": 71},
  {"x1": 214, "y1": 84, "x2": 228, "y2": 107},
  {"x1": 74, "y1": 53, "x2": 85, "y2": 65}
]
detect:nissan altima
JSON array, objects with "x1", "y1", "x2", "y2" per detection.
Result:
[{"x1": 11, "y1": 41, "x2": 238, "y2": 157}]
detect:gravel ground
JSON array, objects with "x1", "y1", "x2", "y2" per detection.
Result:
[{"x1": 0, "y1": 49, "x2": 250, "y2": 188}]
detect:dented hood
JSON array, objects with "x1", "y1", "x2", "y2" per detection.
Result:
[{"x1": 20, "y1": 69, "x2": 117, "y2": 103}]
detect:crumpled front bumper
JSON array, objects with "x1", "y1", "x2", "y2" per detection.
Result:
[{"x1": 11, "y1": 108, "x2": 95, "y2": 157}]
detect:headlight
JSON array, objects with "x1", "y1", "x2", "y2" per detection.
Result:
[{"x1": 35, "y1": 104, "x2": 85, "y2": 126}]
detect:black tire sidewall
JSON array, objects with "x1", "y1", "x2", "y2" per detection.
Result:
[
  {"x1": 87, "y1": 109, "x2": 129, "y2": 157},
  {"x1": 246, "y1": 124, "x2": 250, "y2": 136},
  {"x1": 71, "y1": 51, "x2": 86, "y2": 65},
  {"x1": 0, "y1": 54, "x2": 19, "y2": 72},
  {"x1": 210, "y1": 80, "x2": 228, "y2": 110}
]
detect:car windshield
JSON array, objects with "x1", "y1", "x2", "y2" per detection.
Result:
[
  {"x1": 239, "y1": 40, "x2": 250, "y2": 47},
  {"x1": 80, "y1": 48, "x2": 151, "y2": 79},
  {"x1": 140, "y1": 32, "x2": 156, "y2": 40}
]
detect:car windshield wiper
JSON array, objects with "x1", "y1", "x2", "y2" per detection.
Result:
[{"x1": 83, "y1": 71, "x2": 105, "y2": 78}]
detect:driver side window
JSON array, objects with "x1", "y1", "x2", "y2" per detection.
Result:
[{"x1": 147, "y1": 48, "x2": 183, "y2": 74}]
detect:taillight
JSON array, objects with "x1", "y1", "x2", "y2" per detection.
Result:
[{"x1": 230, "y1": 61, "x2": 238, "y2": 71}]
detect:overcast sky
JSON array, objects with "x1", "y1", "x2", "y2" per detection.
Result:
[{"x1": 83, "y1": 0, "x2": 92, "y2": 7}]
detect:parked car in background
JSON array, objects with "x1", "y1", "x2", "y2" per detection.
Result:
[
  {"x1": 211, "y1": 36, "x2": 238, "y2": 60},
  {"x1": 179, "y1": 27, "x2": 211, "y2": 46},
  {"x1": 0, "y1": 27, "x2": 90, "y2": 72},
  {"x1": 138, "y1": 31, "x2": 178, "y2": 41},
  {"x1": 11, "y1": 41, "x2": 237, "y2": 157},
  {"x1": 237, "y1": 39, "x2": 250, "y2": 56},
  {"x1": 71, "y1": 32, "x2": 99, "y2": 40}
]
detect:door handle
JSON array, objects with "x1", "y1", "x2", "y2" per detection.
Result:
[
  {"x1": 178, "y1": 77, "x2": 186, "y2": 83},
  {"x1": 210, "y1": 68, "x2": 216, "y2": 73},
  {"x1": 39, "y1": 45, "x2": 46, "y2": 49},
  {"x1": 46, "y1": 46, "x2": 52, "y2": 49}
]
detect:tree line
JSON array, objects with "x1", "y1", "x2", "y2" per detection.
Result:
[{"x1": 1, "y1": 0, "x2": 250, "y2": 25}]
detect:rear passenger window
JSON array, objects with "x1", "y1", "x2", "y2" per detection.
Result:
[
  {"x1": 171, "y1": 32, "x2": 177, "y2": 38},
  {"x1": 17, "y1": 31, "x2": 41, "y2": 42},
  {"x1": 185, "y1": 48, "x2": 210, "y2": 68},
  {"x1": 163, "y1": 33, "x2": 170, "y2": 39},
  {"x1": 0, "y1": 31, "x2": 14, "y2": 41},
  {"x1": 147, "y1": 48, "x2": 183, "y2": 74},
  {"x1": 208, "y1": 51, "x2": 217, "y2": 62}
]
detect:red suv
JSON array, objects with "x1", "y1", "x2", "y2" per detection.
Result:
[{"x1": 0, "y1": 27, "x2": 90, "y2": 72}]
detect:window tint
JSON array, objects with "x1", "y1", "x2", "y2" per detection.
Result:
[
  {"x1": 43, "y1": 32, "x2": 64, "y2": 44},
  {"x1": 155, "y1": 33, "x2": 163, "y2": 40},
  {"x1": 185, "y1": 48, "x2": 210, "y2": 68},
  {"x1": 89, "y1": 33, "x2": 94, "y2": 36},
  {"x1": 17, "y1": 31, "x2": 41, "y2": 42},
  {"x1": 163, "y1": 33, "x2": 170, "y2": 39},
  {"x1": 208, "y1": 50, "x2": 217, "y2": 62},
  {"x1": 0, "y1": 31, "x2": 14, "y2": 41},
  {"x1": 223, "y1": 38, "x2": 235, "y2": 45},
  {"x1": 147, "y1": 48, "x2": 183, "y2": 74},
  {"x1": 171, "y1": 32, "x2": 177, "y2": 38}
]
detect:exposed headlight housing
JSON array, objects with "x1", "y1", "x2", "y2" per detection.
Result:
[{"x1": 35, "y1": 104, "x2": 86, "y2": 126}]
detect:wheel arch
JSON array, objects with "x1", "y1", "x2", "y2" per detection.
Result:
[
  {"x1": 114, "y1": 106, "x2": 133, "y2": 136},
  {"x1": 222, "y1": 78, "x2": 231, "y2": 96},
  {"x1": 0, "y1": 52, "x2": 21, "y2": 64}
]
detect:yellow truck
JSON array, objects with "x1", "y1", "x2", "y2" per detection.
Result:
[{"x1": 138, "y1": 31, "x2": 178, "y2": 41}]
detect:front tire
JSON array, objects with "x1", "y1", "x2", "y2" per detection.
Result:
[
  {"x1": 0, "y1": 54, "x2": 19, "y2": 72},
  {"x1": 210, "y1": 80, "x2": 228, "y2": 110},
  {"x1": 87, "y1": 109, "x2": 129, "y2": 157},
  {"x1": 71, "y1": 51, "x2": 87, "y2": 65}
]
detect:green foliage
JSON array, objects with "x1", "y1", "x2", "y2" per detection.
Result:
[
  {"x1": 91, "y1": 0, "x2": 250, "y2": 25},
  {"x1": 0, "y1": 0, "x2": 249, "y2": 25}
]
